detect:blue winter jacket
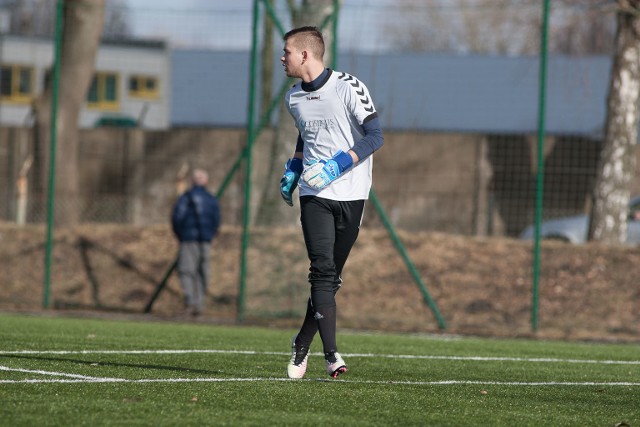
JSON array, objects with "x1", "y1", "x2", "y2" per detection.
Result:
[{"x1": 171, "y1": 186, "x2": 221, "y2": 242}]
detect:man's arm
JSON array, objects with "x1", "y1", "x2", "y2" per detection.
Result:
[
  {"x1": 294, "y1": 133, "x2": 304, "y2": 159},
  {"x1": 350, "y1": 115, "x2": 384, "y2": 162},
  {"x1": 171, "y1": 194, "x2": 188, "y2": 236},
  {"x1": 302, "y1": 115, "x2": 384, "y2": 190}
]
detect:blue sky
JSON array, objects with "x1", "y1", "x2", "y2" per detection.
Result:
[{"x1": 126, "y1": 0, "x2": 391, "y2": 51}]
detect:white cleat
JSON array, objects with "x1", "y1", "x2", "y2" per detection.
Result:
[
  {"x1": 287, "y1": 336, "x2": 309, "y2": 379},
  {"x1": 325, "y1": 352, "x2": 347, "y2": 378}
]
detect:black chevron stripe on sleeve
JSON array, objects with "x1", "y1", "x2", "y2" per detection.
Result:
[{"x1": 339, "y1": 72, "x2": 374, "y2": 112}]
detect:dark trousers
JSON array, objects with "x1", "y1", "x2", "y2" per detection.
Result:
[{"x1": 297, "y1": 196, "x2": 365, "y2": 353}]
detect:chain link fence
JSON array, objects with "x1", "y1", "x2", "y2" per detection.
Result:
[{"x1": 1, "y1": 1, "x2": 636, "y2": 333}]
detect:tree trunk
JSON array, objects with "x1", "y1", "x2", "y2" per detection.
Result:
[
  {"x1": 33, "y1": 0, "x2": 105, "y2": 226},
  {"x1": 587, "y1": 1, "x2": 640, "y2": 244},
  {"x1": 255, "y1": 0, "x2": 338, "y2": 226}
]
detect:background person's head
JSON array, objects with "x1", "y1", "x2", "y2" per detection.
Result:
[{"x1": 191, "y1": 168, "x2": 209, "y2": 187}]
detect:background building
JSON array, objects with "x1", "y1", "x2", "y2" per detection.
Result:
[{"x1": 0, "y1": 34, "x2": 170, "y2": 129}]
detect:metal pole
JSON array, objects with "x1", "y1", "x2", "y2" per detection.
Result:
[
  {"x1": 237, "y1": 0, "x2": 261, "y2": 322},
  {"x1": 260, "y1": 0, "x2": 285, "y2": 37},
  {"x1": 532, "y1": 0, "x2": 551, "y2": 332},
  {"x1": 144, "y1": 258, "x2": 178, "y2": 313},
  {"x1": 43, "y1": 0, "x2": 64, "y2": 308},
  {"x1": 370, "y1": 190, "x2": 447, "y2": 330},
  {"x1": 331, "y1": 0, "x2": 339, "y2": 68},
  {"x1": 329, "y1": 1, "x2": 444, "y2": 329}
]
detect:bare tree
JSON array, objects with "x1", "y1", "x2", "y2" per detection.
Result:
[
  {"x1": 549, "y1": 0, "x2": 616, "y2": 55},
  {"x1": 383, "y1": 0, "x2": 615, "y2": 55},
  {"x1": 102, "y1": 0, "x2": 131, "y2": 40},
  {"x1": 33, "y1": 0, "x2": 105, "y2": 226},
  {"x1": 587, "y1": 0, "x2": 640, "y2": 244},
  {"x1": 1, "y1": 0, "x2": 128, "y2": 38},
  {"x1": 383, "y1": 0, "x2": 540, "y2": 55},
  {"x1": 254, "y1": 0, "x2": 339, "y2": 226}
]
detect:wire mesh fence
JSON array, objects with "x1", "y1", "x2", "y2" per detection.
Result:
[{"x1": 1, "y1": 0, "x2": 637, "y2": 333}]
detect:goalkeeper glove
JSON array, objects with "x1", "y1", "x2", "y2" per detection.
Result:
[
  {"x1": 280, "y1": 157, "x2": 303, "y2": 206},
  {"x1": 302, "y1": 150, "x2": 353, "y2": 190}
]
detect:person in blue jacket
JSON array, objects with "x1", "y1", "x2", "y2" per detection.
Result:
[{"x1": 171, "y1": 169, "x2": 221, "y2": 316}]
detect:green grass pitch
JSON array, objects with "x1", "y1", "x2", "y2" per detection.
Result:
[{"x1": 0, "y1": 312, "x2": 639, "y2": 426}]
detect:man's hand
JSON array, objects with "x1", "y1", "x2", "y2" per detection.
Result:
[
  {"x1": 302, "y1": 150, "x2": 354, "y2": 190},
  {"x1": 280, "y1": 158, "x2": 303, "y2": 206}
]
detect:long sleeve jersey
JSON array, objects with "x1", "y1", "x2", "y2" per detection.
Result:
[{"x1": 285, "y1": 68, "x2": 383, "y2": 201}]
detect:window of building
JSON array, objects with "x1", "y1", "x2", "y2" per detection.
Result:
[
  {"x1": 87, "y1": 72, "x2": 119, "y2": 110},
  {"x1": 128, "y1": 75, "x2": 159, "y2": 99},
  {"x1": 0, "y1": 65, "x2": 34, "y2": 103}
]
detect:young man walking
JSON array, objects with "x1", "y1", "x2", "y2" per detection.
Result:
[{"x1": 279, "y1": 26, "x2": 384, "y2": 378}]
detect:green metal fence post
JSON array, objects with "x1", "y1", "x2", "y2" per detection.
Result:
[
  {"x1": 43, "y1": 0, "x2": 64, "y2": 309},
  {"x1": 532, "y1": 0, "x2": 551, "y2": 332},
  {"x1": 331, "y1": 0, "x2": 339, "y2": 68},
  {"x1": 370, "y1": 190, "x2": 447, "y2": 330},
  {"x1": 237, "y1": 0, "x2": 261, "y2": 322}
]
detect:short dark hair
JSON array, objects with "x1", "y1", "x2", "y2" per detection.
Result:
[{"x1": 284, "y1": 26, "x2": 325, "y2": 60}]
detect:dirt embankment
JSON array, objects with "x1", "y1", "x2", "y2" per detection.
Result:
[{"x1": 1, "y1": 222, "x2": 639, "y2": 343}]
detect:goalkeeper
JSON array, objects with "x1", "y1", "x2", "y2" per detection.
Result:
[{"x1": 279, "y1": 26, "x2": 384, "y2": 379}]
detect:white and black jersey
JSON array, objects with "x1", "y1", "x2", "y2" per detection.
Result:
[{"x1": 285, "y1": 69, "x2": 379, "y2": 201}]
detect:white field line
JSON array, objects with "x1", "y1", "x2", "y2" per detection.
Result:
[
  {"x1": 0, "y1": 374, "x2": 639, "y2": 387},
  {"x1": 0, "y1": 365, "x2": 120, "y2": 381},
  {"x1": 2, "y1": 350, "x2": 640, "y2": 386},
  {"x1": 1, "y1": 349, "x2": 640, "y2": 366}
]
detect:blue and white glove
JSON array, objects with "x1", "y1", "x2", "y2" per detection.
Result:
[
  {"x1": 302, "y1": 150, "x2": 354, "y2": 190},
  {"x1": 280, "y1": 157, "x2": 303, "y2": 206}
]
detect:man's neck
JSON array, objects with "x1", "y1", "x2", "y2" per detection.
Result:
[
  {"x1": 301, "y1": 63, "x2": 326, "y2": 83},
  {"x1": 301, "y1": 68, "x2": 331, "y2": 92}
]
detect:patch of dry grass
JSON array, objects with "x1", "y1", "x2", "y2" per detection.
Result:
[{"x1": 1, "y1": 222, "x2": 639, "y2": 342}]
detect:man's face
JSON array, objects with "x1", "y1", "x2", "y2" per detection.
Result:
[{"x1": 281, "y1": 38, "x2": 303, "y2": 78}]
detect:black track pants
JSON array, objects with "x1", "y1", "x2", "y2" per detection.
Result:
[{"x1": 300, "y1": 196, "x2": 365, "y2": 309}]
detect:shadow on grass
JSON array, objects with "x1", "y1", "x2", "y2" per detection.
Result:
[{"x1": 1, "y1": 354, "x2": 224, "y2": 376}]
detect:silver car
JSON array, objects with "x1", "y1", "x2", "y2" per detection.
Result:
[{"x1": 519, "y1": 196, "x2": 640, "y2": 244}]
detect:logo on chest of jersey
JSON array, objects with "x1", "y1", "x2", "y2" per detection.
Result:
[
  {"x1": 306, "y1": 95, "x2": 321, "y2": 101},
  {"x1": 297, "y1": 118, "x2": 335, "y2": 131}
]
